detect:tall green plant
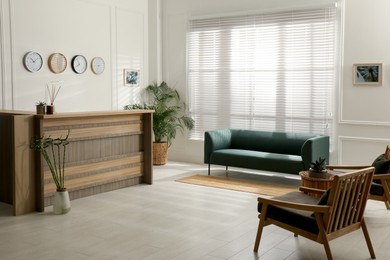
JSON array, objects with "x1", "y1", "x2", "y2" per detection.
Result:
[
  {"x1": 124, "y1": 81, "x2": 194, "y2": 146},
  {"x1": 30, "y1": 130, "x2": 70, "y2": 191}
]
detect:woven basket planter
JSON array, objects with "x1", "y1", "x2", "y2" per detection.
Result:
[{"x1": 153, "y1": 142, "x2": 168, "y2": 165}]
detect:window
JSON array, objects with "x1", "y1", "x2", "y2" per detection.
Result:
[{"x1": 187, "y1": 3, "x2": 341, "y2": 140}]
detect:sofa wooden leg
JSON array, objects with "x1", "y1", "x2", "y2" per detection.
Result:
[
  {"x1": 208, "y1": 164, "x2": 210, "y2": 176},
  {"x1": 226, "y1": 166, "x2": 228, "y2": 177}
]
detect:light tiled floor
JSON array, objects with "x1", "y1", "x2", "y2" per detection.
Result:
[{"x1": 1, "y1": 162, "x2": 390, "y2": 260}]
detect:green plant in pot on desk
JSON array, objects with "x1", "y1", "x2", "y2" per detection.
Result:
[
  {"x1": 30, "y1": 130, "x2": 71, "y2": 214},
  {"x1": 124, "y1": 81, "x2": 195, "y2": 165},
  {"x1": 308, "y1": 157, "x2": 329, "y2": 179},
  {"x1": 35, "y1": 101, "x2": 46, "y2": 115}
]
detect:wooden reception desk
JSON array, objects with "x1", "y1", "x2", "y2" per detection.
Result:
[
  {"x1": 0, "y1": 110, "x2": 153, "y2": 215},
  {"x1": 0, "y1": 110, "x2": 36, "y2": 216}
]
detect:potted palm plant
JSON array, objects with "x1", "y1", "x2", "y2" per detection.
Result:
[
  {"x1": 124, "y1": 81, "x2": 194, "y2": 165},
  {"x1": 30, "y1": 130, "x2": 71, "y2": 214}
]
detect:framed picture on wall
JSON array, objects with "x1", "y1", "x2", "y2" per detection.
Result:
[
  {"x1": 353, "y1": 63, "x2": 383, "y2": 86},
  {"x1": 124, "y1": 69, "x2": 140, "y2": 87}
]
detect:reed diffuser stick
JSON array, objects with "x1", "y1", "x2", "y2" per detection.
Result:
[{"x1": 46, "y1": 82, "x2": 61, "y2": 105}]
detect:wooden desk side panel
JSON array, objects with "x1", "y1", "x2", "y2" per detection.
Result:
[
  {"x1": 12, "y1": 115, "x2": 36, "y2": 215},
  {"x1": 0, "y1": 116, "x2": 13, "y2": 204},
  {"x1": 143, "y1": 112, "x2": 153, "y2": 184},
  {"x1": 34, "y1": 117, "x2": 44, "y2": 212}
]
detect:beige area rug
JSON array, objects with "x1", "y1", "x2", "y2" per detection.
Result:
[{"x1": 176, "y1": 174, "x2": 297, "y2": 197}]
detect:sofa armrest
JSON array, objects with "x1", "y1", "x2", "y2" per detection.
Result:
[
  {"x1": 204, "y1": 129, "x2": 232, "y2": 163},
  {"x1": 301, "y1": 135, "x2": 330, "y2": 170}
]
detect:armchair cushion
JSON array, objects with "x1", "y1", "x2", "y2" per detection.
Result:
[
  {"x1": 370, "y1": 182, "x2": 384, "y2": 196},
  {"x1": 317, "y1": 188, "x2": 331, "y2": 205},
  {"x1": 371, "y1": 154, "x2": 390, "y2": 183},
  {"x1": 371, "y1": 154, "x2": 390, "y2": 173},
  {"x1": 258, "y1": 192, "x2": 320, "y2": 234}
]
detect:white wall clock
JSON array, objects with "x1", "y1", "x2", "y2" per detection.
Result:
[
  {"x1": 23, "y1": 51, "x2": 43, "y2": 72},
  {"x1": 48, "y1": 53, "x2": 67, "y2": 74},
  {"x1": 71, "y1": 55, "x2": 88, "y2": 74},
  {"x1": 91, "y1": 57, "x2": 105, "y2": 75}
]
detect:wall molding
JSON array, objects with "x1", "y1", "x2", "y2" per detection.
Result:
[
  {"x1": 0, "y1": 0, "x2": 13, "y2": 109},
  {"x1": 0, "y1": 0, "x2": 4, "y2": 109},
  {"x1": 339, "y1": 119, "x2": 390, "y2": 126},
  {"x1": 8, "y1": 0, "x2": 15, "y2": 109},
  {"x1": 338, "y1": 135, "x2": 390, "y2": 163}
]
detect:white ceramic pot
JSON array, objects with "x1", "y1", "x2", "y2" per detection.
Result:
[
  {"x1": 308, "y1": 169, "x2": 328, "y2": 179},
  {"x1": 53, "y1": 190, "x2": 71, "y2": 215}
]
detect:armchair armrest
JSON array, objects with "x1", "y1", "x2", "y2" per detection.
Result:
[
  {"x1": 299, "y1": 186, "x2": 326, "y2": 195},
  {"x1": 373, "y1": 173, "x2": 390, "y2": 180},
  {"x1": 257, "y1": 196, "x2": 330, "y2": 213}
]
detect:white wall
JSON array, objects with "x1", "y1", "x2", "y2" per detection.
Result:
[
  {"x1": 161, "y1": 0, "x2": 390, "y2": 166},
  {"x1": 2, "y1": 0, "x2": 390, "y2": 167},
  {"x1": 338, "y1": 0, "x2": 390, "y2": 164},
  {"x1": 0, "y1": 0, "x2": 148, "y2": 112}
]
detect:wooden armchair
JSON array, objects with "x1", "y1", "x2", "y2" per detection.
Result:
[
  {"x1": 254, "y1": 167, "x2": 376, "y2": 260},
  {"x1": 369, "y1": 145, "x2": 390, "y2": 209}
]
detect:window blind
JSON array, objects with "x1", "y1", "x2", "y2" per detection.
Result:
[{"x1": 187, "y1": 4, "x2": 340, "y2": 140}]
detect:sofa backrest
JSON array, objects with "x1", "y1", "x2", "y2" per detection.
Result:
[{"x1": 230, "y1": 129, "x2": 318, "y2": 155}]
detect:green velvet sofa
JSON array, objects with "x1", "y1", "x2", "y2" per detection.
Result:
[{"x1": 204, "y1": 129, "x2": 329, "y2": 175}]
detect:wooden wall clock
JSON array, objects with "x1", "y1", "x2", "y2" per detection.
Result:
[{"x1": 48, "y1": 53, "x2": 67, "y2": 73}]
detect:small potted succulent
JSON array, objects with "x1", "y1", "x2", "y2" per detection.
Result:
[
  {"x1": 308, "y1": 157, "x2": 328, "y2": 179},
  {"x1": 36, "y1": 101, "x2": 46, "y2": 115}
]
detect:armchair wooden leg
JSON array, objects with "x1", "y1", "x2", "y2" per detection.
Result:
[
  {"x1": 254, "y1": 218, "x2": 264, "y2": 252},
  {"x1": 382, "y1": 181, "x2": 390, "y2": 210},
  {"x1": 254, "y1": 207, "x2": 268, "y2": 253},
  {"x1": 361, "y1": 218, "x2": 376, "y2": 259},
  {"x1": 315, "y1": 213, "x2": 333, "y2": 260},
  {"x1": 322, "y1": 236, "x2": 332, "y2": 260},
  {"x1": 385, "y1": 201, "x2": 390, "y2": 210}
]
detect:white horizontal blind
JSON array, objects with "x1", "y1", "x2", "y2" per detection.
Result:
[{"x1": 187, "y1": 4, "x2": 339, "y2": 140}]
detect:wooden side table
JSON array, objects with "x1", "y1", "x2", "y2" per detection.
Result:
[{"x1": 299, "y1": 171, "x2": 334, "y2": 197}]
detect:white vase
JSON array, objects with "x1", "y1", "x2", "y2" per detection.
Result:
[
  {"x1": 308, "y1": 169, "x2": 329, "y2": 179},
  {"x1": 53, "y1": 190, "x2": 71, "y2": 215}
]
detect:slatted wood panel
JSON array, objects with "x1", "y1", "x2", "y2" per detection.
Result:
[
  {"x1": 45, "y1": 165, "x2": 143, "y2": 194},
  {"x1": 325, "y1": 168, "x2": 373, "y2": 238},
  {"x1": 36, "y1": 111, "x2": 153, "y2": 209},
  {"x1": 43, "y1": 154, "x2": 143, "y2": 183},
  {"x1": 43, "y1": 123, "x2": 143, "y2": 141}
]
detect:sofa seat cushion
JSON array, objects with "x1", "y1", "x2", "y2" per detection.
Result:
[
  {"x1": 210, "y1": 149, "x2": 304, "y2": 174},
  {"x1": 258, "y1": 191, "x2": 320, "y2": 234},
  {"x1": 230, "y1": 129, "x2": 317, "y2": 155}
]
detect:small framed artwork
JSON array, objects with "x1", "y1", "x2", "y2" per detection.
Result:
[
  {"x1": 353, "y1": 63, "x2": 383, "y2": 86},
  {"x1": 123, "y1": 69, "x2": 140, "y2": 87}
]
